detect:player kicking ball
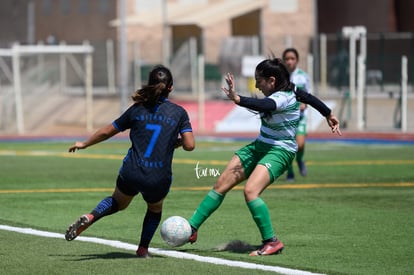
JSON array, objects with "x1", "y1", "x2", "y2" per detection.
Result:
[{"x1": 64, "y1": 65, "x2": 195, "y2": 258}]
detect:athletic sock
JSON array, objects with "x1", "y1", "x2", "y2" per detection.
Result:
[
  {"x1": 247, "y1": 197, "x2": 275, "y2": 241},
  {"x1": 189, "y1": 189, "x2": 225, "y2": 230},
  {"x1": 263, "y1": 236, "x2": 277, "y2": 243},
  {"x1": 296, "y1": 149, "x2": 304, "y2": 164},
  {"x1": 90, "y1": 196, "x2": 119, "y2": 222},
  {"x1": 139, "y1": 210, "x2": 162, "y2": 248}
]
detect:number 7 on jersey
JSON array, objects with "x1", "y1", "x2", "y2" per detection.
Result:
[{"x1": 144, "y1": 124, "x2": 162, "y2": 158}]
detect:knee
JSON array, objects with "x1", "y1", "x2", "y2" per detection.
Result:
[
  {"x1": 147, "y1": 205, "x2": 162, "y2": 213},
  {"x1": 147, "y1": 200, "x2": 164, "y2": 213},
  {"x1": 117, "y1": 199, "x2": 130, "y2": 211},
  {"x1": 243, "y1": 186, "x2": 259, "y2": 202},
  {"x1": 112, "y1": 187, "x2": 134, "y2": 210}
]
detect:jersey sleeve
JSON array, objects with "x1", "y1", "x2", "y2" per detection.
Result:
[
  {"x1": 294, "y1": 87, "x2": 331, "y2": 116},
  {"x1": 112, "y1": 104, "x2": 135, "y2": 131},
  {"x1": 238, "y1": 96, "x2": 276, "y2": 112},
  {"x1": 179, "y1": 108, "x2": 193, "y2": 134}
]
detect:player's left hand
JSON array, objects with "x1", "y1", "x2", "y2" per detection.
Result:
[
  {"x1": 326, "y1": 114, "x2": 342, "y2": 136},
  {"x1": 221, "y1": 73, "x2": 239, "y2": 103}
]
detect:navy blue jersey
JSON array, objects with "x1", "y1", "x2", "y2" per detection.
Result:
[{"x1": 112, "y1": 99, "x2": 192, "y2": 187}]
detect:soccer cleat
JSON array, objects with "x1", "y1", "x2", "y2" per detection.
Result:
[
  {"x1": 298, "y1": 161, "x2": 307, "y2": 177},
  {"x1": 188, "y1": 227, "x2": 198, "y2": 244},
  {"x1": 286, "y1": 171, "x2": 295, "y2": 182},
  {"x1": 65, "y1": 214, "x2": 94, "y2": 241},
  {"x1": 249, "y1": 239, "x2": 284, "y2": 256},
  {"x1": 136, "y1": 246, "x2": 150, "y2": 258}
]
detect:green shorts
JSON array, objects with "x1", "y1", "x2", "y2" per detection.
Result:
[
  {"x1": 235, "y1": 140, "x2": 295, "y2": 183},
  {"x1": 296, "y1": 116, "x2": 307, "y2": 136}
]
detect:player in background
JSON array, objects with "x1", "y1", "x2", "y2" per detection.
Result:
[
  {"x1": 64, "y1": 65, "x2": 195, "y2": 258},
  {"x1": 187, "y1": 58, "x2": 341, "y2": 256},
  {"x1": 283, "y1": 48, "x2": 311, "y2": 182}
]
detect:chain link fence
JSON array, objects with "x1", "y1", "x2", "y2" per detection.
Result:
[{"x1": 1, "y1": 32, "x2": 413, "y2": 135}]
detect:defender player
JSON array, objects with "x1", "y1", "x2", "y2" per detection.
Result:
[{"x1": 187, "y1": 58, "x2": 341, "y2": 256}]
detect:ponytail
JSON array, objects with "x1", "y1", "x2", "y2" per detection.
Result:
[
  {"x1": 131, "y1": 82, "x2": 167, "y2": 107},
  {"x1": 131, "y1": 64, "x2": 173, "y2": 108}
]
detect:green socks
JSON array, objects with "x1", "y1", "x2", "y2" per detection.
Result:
[
  {"x1": 189, "y1": 189, "x2": 224, "y2": 229},
  {"x1": 189, "y1": 190, "x2": 276, "y2": 242},
  {"x1": 247, "y1": 198, "x2": 275, "y2": 241}
]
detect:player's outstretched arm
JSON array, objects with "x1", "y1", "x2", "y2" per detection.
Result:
[
  {"x1": 68, "y1": 124, "x2": 119, "y2": 152},
  {"x1": 294, "y1": 87, "x2": 342, "y2": 135},
  {"x1": 294, "y1": 87, "x2": 331, "y2": 116}
]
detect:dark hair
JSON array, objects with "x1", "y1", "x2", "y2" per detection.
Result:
[
  {"x1": 131, "y1": 65, "x2": 173, "y2": 107},
  {"x1": 282, "y1": 48, "x2": 299, "y2": 60},
  {"x1": 255, "y1": 58, "x2": 294, "y2": 91}
]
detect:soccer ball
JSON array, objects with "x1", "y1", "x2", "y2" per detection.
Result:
[{"x1": 160, "y1": 216, "x2": 192, "y2": 247}]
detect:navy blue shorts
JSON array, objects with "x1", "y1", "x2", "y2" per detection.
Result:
[{"x1": 116, "y1": 174, "x2": 171, "y2": 203}]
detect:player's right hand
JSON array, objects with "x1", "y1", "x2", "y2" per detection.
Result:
[{"x1": 68, "y1": 142, "x2": 87, "y2": 152}]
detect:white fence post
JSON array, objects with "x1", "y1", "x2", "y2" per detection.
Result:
[
  {"x1": 198, "y1": 55, "x2": 205, "y2": 133},
  {"x1": 357, "y1": 55, "x2": 365, "y2": 130},
  {"x1": 133, "y1": 40, "x2": 142, "y2": 91},
  {"x1": 190, "y1": 37, "x2": 198, "y2": 97},
  {"x1": 401, "y1": 56, "x2": 408, "y2": 133},
  {"x1": 106, "y1": 39, "x2": 116, "y2": 94},
  {"x1": 37, "y1": 41, "x2": 44, "y2": 84},
  {"x1": 84, "y1": 41, "x2": 94, "y2": 133},
  {"x1": 349, "y1": 32, "x2": 357, "y2": 99},
  {"x1": 319, "y1": 33, "x2": 327, "y2": 95},
  {"x1": 12, "y1": 43, "x2": 25, "y2": 134},
  {"x1": 59, "y1": 41, "x2": 67, "y2": 93}
]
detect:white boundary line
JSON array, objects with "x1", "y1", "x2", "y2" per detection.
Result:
[{"x1": 0, "y1": 225, "x2": 326, "y2": 275}]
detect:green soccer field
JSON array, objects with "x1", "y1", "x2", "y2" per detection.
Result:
[{"x1": 1, "y1": 138, "x2": 414, "y2": 275}]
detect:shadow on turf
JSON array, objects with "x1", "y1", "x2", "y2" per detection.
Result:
[
  {"x1": 214, "y1": 240, "x2": 257, "y2": 253},
  {"x1": 176, "y1": 240, "x2": 258, "y2": 254},
  {"x1": 72, "y1": 252, "x2": 163, "y2": 260},
  {"x1": 63, "y1": 240, "x2": 257, "y2": 260}
]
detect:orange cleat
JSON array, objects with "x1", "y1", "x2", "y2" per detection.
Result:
[
  {"x1": 249, "y1": 239, "x2": 284, "y2": 256},
  {"x1": 188, "y1": 227, "x2": 198, "y2": 244}
]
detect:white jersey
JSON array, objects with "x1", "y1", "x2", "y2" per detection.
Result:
[
  {"x1": 257, "y1": 91, "x2": 300, "y2": 153},
  {"x1": 291, "y1": 67, "x2": 311, "y2": 118},
  {"x1": 290, "y1": 68, "x2": 311, "y2": 94}
]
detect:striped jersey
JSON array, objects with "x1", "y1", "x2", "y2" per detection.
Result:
[{"x1": 257, "y1": 90, "x2": 300, "y2": 153}]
